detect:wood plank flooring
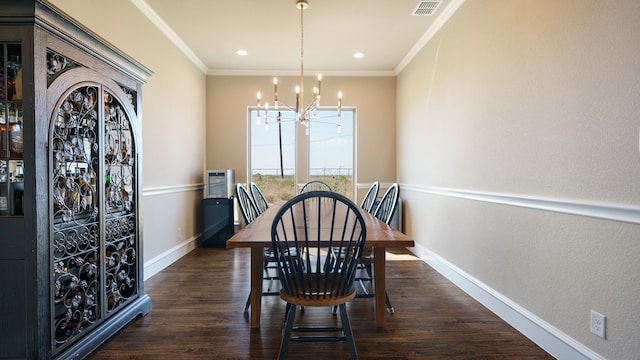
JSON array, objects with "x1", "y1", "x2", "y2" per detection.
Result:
[{"x1": 88, "y1": 247, "x2": 553, "y2": 359}]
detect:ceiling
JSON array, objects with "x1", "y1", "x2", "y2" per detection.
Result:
[{"x1": 137, "y1": 0, "x2": 457, "y2": 76}]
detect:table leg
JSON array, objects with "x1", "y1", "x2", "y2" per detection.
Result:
[
  {"x1": 373, "y1": 247, "x2": 386, "y2": 327},
  {"x1": 250, "y1": 247, "x2": 264, "y2": 328}
]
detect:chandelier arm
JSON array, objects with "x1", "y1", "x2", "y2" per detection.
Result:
[
  {"x1": 271, "y1": 100, "x2": 297, "y2": 113},
  {"x1": 311, "y1": 120, "x2": 343, "y2": 126},
  {"x1": 315, "y1": 114, "x2": 342, "y2": 120},
  {"x1": 302, "y1": 98, "x2": 319, "y2": 114},
  {"x1": 266, "y1": 117, "x2": 297, "y2": 124}
]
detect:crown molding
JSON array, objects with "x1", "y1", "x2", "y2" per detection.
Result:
[
  {"x1": 395, "y1": 0, "x2": 465, "y2": 74},
  {"x1": 130, "y1": 0, "x2": 208, "y2": 74},
  {"x1": 207, "y1": 69, "x2": 397, "y2": 77}
]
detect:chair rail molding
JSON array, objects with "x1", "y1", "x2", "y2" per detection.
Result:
[
  {"x1": 357, "y1": 182, "x2": 396, "y2": 191},
  {"x1": 400, "y1": 184, "x2": 640, "y2": 225},
  {"x1": 143, "y1": 183, "x2": 204, "y2": 197}
]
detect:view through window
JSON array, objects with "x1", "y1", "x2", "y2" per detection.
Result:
[
  {"x1": 249, "y1": 109, "x2": 297, "y2": 202},
  {"x1": 249, "y1": 108, "x2": 354, "y2": 203},
  {"x1": 308, "y1": 109, "x2": 353, "y2": 199}
]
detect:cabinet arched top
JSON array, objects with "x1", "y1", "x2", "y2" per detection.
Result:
[{"x1": 46, "y1": 67, "x2": 140, "y2": 136}]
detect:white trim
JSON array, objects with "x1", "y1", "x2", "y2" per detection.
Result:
[
  {"x1": 143, "y1": 183, "x2": 203, "y2": 197},
  {"x1": 208, "y1": 69, "x2": 396, "y2": 77},
  {"x1": 356, "y1": 182, "x2": 395, "y2": 190},
  {"x1": 143, "y1": 233, "x2": 202, "y2": 280},
  {"x1": 400, "y1": 184, "x2": 640, "y2": 225},
  {"x1": 395, "y1": 0, "x2": 465, "y2": 74},
  {"x1": 411, "y1": 243, "x2": 606, "y2": 360},
  {"x1": 130, "y1": 0, "x2": 208, "y2": 73}
]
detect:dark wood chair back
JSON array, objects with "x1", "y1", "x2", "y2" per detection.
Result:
[
  {"x1": 236, "y1": 183, "x2": 259, "y2": 225},
  {"x1": 372, "y1": 183, "x2": 399, "y2": 225},
  {"x1": 299, "y1": 180, "x2": 332, "y2": 193},
  {"x1": 360, "y1": 181, "x2": 379, "y2": 213},
  {"x1": 250, "y1": 182, "x2": 269, "y2": 215},
  {"x1": 270, "y1": 190, "x2": 366, "y2": 359}
]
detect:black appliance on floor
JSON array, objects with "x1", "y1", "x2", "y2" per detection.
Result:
[{"x1": 201, "y1": 197, "x2": 234, "y2": 248}]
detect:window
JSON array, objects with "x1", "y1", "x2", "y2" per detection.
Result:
[
  {"x1": 249, "y1": 108, "x2": 354, "y2": 203},
  {"x1": 309, "y1": 109, "x2": 353, "y2": 199},
  {"x1": 249, "y1": 109, "x2": 296, "y2": 202}
]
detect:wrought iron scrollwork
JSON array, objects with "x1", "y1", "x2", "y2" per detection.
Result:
[
  {"x1": 52, "y1": 86, "x2": 100, "y2": 349},
  {"x1": 103, "y1": 90, "x2": 137, "y2": 313},
  {"x1": 52, "y1": 87, "x2": 99, "y2": 220},
  {"x1": 119, "y1": 85, "x2": 138, "y2": 112},
  {"x1": 47, "y1": 51, "x2": 82, "y2": 85},
  {"x1": 51, "y1": 86, "x2": 138, "y2": 352}
]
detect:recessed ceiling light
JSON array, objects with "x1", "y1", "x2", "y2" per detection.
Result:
[
  {"x1": 236, "y1": 50, "x2": 248, "y2": 56},
  {"x1": 353, "y1": 52, "x2": 364, "y2": 59}
]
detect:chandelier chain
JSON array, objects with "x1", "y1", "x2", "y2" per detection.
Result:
[{"x1": 299, "y1": 2, "x2": 305, "y2": 115}]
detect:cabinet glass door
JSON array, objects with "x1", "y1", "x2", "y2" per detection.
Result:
[
  {"x1": 0, "y1": 43, "x2": 23, "y2": 216},
  {"x1": 51, "y1": 84, "x2": 138, "y2": 354},
  {"x1": 102, "y1": 89, "x2": 138, "y2": 315},
  {"x1": 51, "y1": 85, "x2": 101, "y2": 352}
]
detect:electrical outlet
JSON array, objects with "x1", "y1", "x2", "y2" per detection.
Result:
[{"x1": 591, "y1": 310, "x2": 606, "y2": 339}]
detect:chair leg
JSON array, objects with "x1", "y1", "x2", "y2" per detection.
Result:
[
  {"x1": 339, "y1": 303, "x2": 358, "y2": 360},
  {"x1": 364, "y1": 263, "x2": 372, "y2": 278},
  {"x1": 385, "y1": 292, "x2": 395, "y2": 314},
  {"x1": 244, "y1": 291, "x2": 251, "y2": 312},
  {"x1": 366, "y1": 263, "x2": 395, "y2": 314},
  {"x1": 278, "y1": 303, "x2": 297, "y2": 360},
  {"x1": 283, "y1": 303, "x2": 292, "y2": 324}
]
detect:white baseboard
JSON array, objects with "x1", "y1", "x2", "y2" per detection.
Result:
[
  {"x1": 410, "y1": 243, "x2": 605, "y2": 360},
  {"x1": 143, "y1": 234, "x2": 201, "y2": 280}
]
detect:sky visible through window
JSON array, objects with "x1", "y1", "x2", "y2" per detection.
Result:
[{"x1": 309, "y1": 110, "x2": 354, "y2": 176}]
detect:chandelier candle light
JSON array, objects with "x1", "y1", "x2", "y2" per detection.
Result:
[{"x1": 255, "y1": 0, "x2": 342, "y2": 135}]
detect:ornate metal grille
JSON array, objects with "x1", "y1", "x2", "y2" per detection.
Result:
[
  {"x1": 119, "y1": 85, "x2": 138, "y2": 112},
  {"x1": 103, "y1": 90, "x2": 137, "y2": 313},
  {"x1": 51, "y1": 86, "x2": 138, "y2": 352},
  {"x1": 46, "y1": 51, "x2": 82, "y2": 85},
  {"x1": 52, "y1": 86, "x2": 100, "y2": 349}
]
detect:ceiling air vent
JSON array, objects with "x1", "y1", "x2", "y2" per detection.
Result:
[{"x1": 412, "y1": 1, "x2": 442, "y2": 16}]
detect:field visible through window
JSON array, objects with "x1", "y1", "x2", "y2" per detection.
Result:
[{"x1": 252, "y1": 175, "x2": 353, "y2": 204}]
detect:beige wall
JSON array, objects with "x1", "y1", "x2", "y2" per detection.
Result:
[
  {"x1": 50, "y1": 0, "x2": 208, "y2": 264},
  {"x1": 206, "y1": 75, "x2": 396, "y2": 201},
  {"x1": 397, "y1": 0, "x2": 640, "y2": 359}
]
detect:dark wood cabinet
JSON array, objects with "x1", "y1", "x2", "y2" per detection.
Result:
[{"x1": 0, "y1": 1, "x2": 152, "y2": 358}]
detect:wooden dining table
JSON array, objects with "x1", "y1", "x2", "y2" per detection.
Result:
[{"x1": 226, "y1": 200, "x2": 415, "y2": 328}]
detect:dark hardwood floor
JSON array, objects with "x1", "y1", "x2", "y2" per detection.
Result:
[{"x1": 88, "y1": 247, "x2": 553, "y2": 359}]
